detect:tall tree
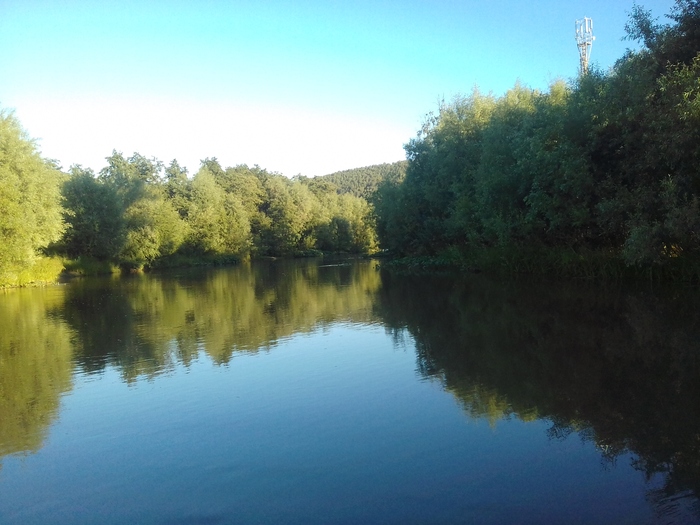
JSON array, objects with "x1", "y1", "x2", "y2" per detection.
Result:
[
  {"x1": 0, "y1": 110, "x2": 65, "y2": 285},
  {"x1": 95, "y1": 152, "x2": 188, "y2": 267},
  {"x1": 186, "y1": 167, "x2": 251, "y2": 255},
  {"x1": 62, "y1": 166, "x2": 125, "y2": 260}
]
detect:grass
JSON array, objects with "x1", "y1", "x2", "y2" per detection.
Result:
[
  {"x1": 0, "y1": 256, "x2": 66, "y2": 288},
  {"x1": 62, "y1": 257, "x2": 121, "y2": 277}
]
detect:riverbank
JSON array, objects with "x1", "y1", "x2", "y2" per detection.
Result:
[{"x1": 381, "y1": 246, "x2": 700, "y2": 283}]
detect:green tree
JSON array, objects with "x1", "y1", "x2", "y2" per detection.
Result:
[
  {"x1": 0, "y1": 110, "x2": 65, "y2": 286},
  {"x1": 62, "y1": 166, "x2": 125, "y2": 260},
  {"x1": 384, "y1": 90, "x2": 496, "y2": 255},
  {"x1": 207, "y1": 163, "x2": 269, "y2": 252},
  {"x1": 373, "y1": 0, "x2": 700, "y2": 275},
  {"x1": 310, "y1": 188, "x2": 377, "y2": 253},
  {"x1": 474, "y1": 82, "x2": 537, "y2": 245},
  {"x1": 99, "y1": 151, "x2": 163, "y2": 202},
  {"x1": 518, "y1": 80, "x2": 598, "y2": 249},
  {"x1": 256, "y1": 175, "x2": 320, "y2": 255},
  {"x1": 120, "y1": 187, "x2": 188, "y2": 267},
  {"x1": 95, "y1": 152, "x2": 188, "y2": 267},
  {"x1": 164, "y1": 159, "x2": 191, "y2": 219},
  {"x1": 372, "y1": 174, "x2": 409, "y2": 253},
  {"x1": 186, "y1": 167, "x2": 251, "y2": 255},
  {"x1": 321, "y1": 161, "x2": 408, "y2": 199}
]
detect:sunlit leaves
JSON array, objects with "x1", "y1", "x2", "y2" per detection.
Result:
[
  {"x1": 186, "y1": 168, "x2": 251, "y2": 255},
  {"x1": 0, "y1": 110, "x2": 65, "y2": 285}
]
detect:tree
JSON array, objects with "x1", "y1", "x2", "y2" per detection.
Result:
[
  {"x1": 474, "y1": 82, "x2": 537, "y2": 245},
  {"x1": 99, "y1": 151, "x2": 163, "y2": 207},
  {"x1": 520, "y1": 80, "x2": 598, "y2": 248},
  {"x1": 120, "y1": 186, "x2": 188, "y2": 267},
  {"x1": 186, "y1": 167, "x2": 251, "y2": 255},
  {"x1": 62, "y1": 166, "x2": 125, "y2": 260},
  {"x1": 164, "y1": 159, "x2": 191, "y2": 219},
  {"x1": 380, "y1": 90, "x2": 496, "y2": 255},
  {"x1": 0, "y1": 110, "x2": 65, "y2": 285},
  {"x1": 372, "y1": 0, "x2": 700, "y2": 274},
  {"x1": 92, "y1": 152, "x2": 189, "y2": 267},
  {"x1": 254, "y1": 175, "x2": 320, "y2": 255},
  {"x1": 321, "y1": 161, "x2": 408, "y2": 199}
]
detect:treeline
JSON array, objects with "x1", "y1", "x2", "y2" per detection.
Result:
[
  {"x1": 5, "y1": 1, "x2": 699, "y2": 285},
  {"x1": 322, "y1": 161, "x2": 407, "y2": 199},
  {"x1": 375, "y1": 1, "x2": 700, "y2": 278},
  {"x1": 60, "y1": 155, "x2": 378, "y2": 267},
  {"x1": 0, "y1": 113, "x2": 379, "y2": 286}
]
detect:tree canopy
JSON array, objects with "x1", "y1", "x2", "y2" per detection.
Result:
[
  {"x1": 57, "y1": 155, "x2": 380, "y2": 272},
  {"x1": 321, "y1": 161, "x2": 407, "y2": 199},
  {"x1": 3, "y1": 1, "x2": 699, "y2": 283},
  {"x1": 0, "y1": 110, "x2": 64, "y2": 286},
  {"x1": 374, "y1": 0, "x2": 700, "y2": 278},
  {"x1": 0, "y1": 110, "x2": 386, "y2": 286}
]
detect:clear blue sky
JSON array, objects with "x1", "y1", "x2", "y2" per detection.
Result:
[{"x1": 0, "y1": 0, "x2": 678, "y2": 177}]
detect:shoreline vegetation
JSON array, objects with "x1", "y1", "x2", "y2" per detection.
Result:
[
  {"x1": 2, "y1": 2, "x2": 700, "y2": 287},
  {"x1": 379, "y1": 247, "x2": 700, "y2": 284},
  {"x1": 373, "y1": 2, "x2": 700, "y2": 283}
]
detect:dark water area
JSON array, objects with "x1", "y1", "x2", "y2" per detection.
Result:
[{"x1": 1, "y1": 259, "x2": 699, "y2": 524}]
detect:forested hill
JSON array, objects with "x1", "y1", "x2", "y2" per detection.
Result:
[{"x1": 320, "y1": 161, "x2": 407, "y2": 199}]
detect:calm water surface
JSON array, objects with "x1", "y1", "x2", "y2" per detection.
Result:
[{"x1": 1, "y1": 259, "x2": 699, "y2": 524}]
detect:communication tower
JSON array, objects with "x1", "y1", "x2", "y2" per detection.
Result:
[{"x1": 575, "y1": 17, "x2": 594, "y2": 75}]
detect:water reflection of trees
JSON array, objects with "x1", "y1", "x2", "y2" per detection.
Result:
[
  {"x1": 376, "y1": 271, "x2": 700, "y2": 519},
  {"x1": 0, "y1": 287, "x2": 73, "y2": 460},
  {"x1": 5, "y1": 259, "x2": 700, "y2": 519},
  {"x1": 0, "y1": 260, "x2": 381, "y2": 462},
  {"x1": 61, "y1": 260, "x2": 381, "y2": 381}
]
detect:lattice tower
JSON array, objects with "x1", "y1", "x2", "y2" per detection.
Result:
[{"x1": 575, "y1": 17, "x2": 595, "y2": 75}]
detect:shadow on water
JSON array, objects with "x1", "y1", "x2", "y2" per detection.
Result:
[{"x1": 375, "y1": 270, "x2": 700, "y2": 522}]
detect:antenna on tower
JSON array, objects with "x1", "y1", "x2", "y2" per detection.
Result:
[{"x1": 575, "y1": 17, "x2": 595, "y2": 75}]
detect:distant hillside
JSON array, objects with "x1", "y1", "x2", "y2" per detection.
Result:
[{"x1": 320, "y1": 161, "x2": 407, "y2": 200}]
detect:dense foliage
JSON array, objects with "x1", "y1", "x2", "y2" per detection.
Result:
[
  {"x1": 0, "y1": 111, "x2": 65, "y2": 286},
  {"x1": 375, "y1": 1, "x2": 700, "y2": 278},
  {"x1": 58, "y1": 155, "x2": 379, "y2": 272},
  {"x1": 321, "y1": 161, "x2": 407, "y2": 199},
  {"x1": 0, "y1": 119, "x2": 382, "y2": 285},
  {"x1": 3, "y1": 1, "x2": 699, "y2": 284},
  {"x1": 0, "y1": 125, "x2": 386, "y2": 286}
]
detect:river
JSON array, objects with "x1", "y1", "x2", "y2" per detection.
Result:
[{"x1": 1, "y1": 259, "x2": 698, "y2": 524}]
